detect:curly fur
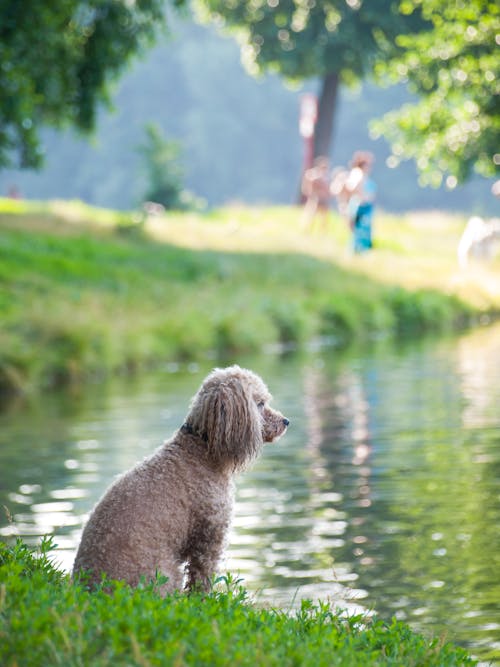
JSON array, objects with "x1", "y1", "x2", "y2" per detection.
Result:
[{"x1": 72, "y1": 365, "x2": 289, "y2": 593}]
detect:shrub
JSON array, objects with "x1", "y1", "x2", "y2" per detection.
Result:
[{"x1": 138, "y1": 123, "x2": 203, "y2": 211}]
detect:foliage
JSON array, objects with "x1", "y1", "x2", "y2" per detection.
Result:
[
  {"x1": 195, "y1": 0, "x2": 427, "y2": 157},
  {"x1": 0, "y1": 537, "x2": 476, "y2": 666},
  {"x1": 0, "y1": 18, "x2": 496, "y2": 215},
  {"x1": 138, "y1": 122, "x2": 204, "y2": 210},
  {"x1": 0, "y1": 0, "x2": 179, "y2": 169},
  {"x1": 196, "y1": 0, "x2": 421, "y2": 83},
  {"x1": 0, "y1": 199, "x2": 495, "y2": 397},
  {"x1": 371, "y1": 0, "x2": 500, "y2": 186}
]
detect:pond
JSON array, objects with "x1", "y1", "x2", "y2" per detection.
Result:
[{"x1": 1, "y1": 323, "x2": 499, "y2": 664}]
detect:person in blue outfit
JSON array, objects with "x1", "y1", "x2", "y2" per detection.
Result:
[{"x1": 344, "y1": 151, "x2": 377, "y2": 253}]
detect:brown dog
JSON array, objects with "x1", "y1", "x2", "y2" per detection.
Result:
[{"x1": 73, "y1": 365, "x2": 289, "y2": 593}]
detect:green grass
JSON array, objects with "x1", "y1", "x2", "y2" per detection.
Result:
[
  {"x1": 1, "y1": 198, "x2": 499, "y2": 396},
  {"x1": 0, "y1": 538, "x2": 476, "y2": 666}
]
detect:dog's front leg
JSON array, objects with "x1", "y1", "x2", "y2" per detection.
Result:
[{"x1": 184, "y1": 521, "x2": 227, "y2": 593}]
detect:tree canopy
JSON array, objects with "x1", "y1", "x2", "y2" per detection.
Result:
[
  {"x1": 196, "y1": 0, "x2": 427, "y2": 158},
  {"x1": 197, "y1": 0, "x2": 413, "y2": 81},
  {"x1": 198, "y1": 0, "x2": 498, "y2": 186},
  {"x1": 370, "y1": 0, "x2": 500, "y2": 187},
  {"x1": 0, "y1": 0, "x2": 176, "y2": 169},
  {"x1": 0, "y1": 17, "x2": 494, "y2": 214}
]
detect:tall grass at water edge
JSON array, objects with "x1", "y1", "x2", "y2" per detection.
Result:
[
  {"x1": 0, "y1": 538, "x2": 476, "y2": 666},
  {"x1": 0, "y1": 198, "x2": 498, "y2": 397}
]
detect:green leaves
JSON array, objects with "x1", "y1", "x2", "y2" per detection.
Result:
[
  {"x1": 137, "y1": 122, "x2": 204, "y2": 210},
  {"x1": 0, "y1": 0, "x2": 170, "y2": 169},
  {"x1": 195, "y1": 0, "x2": 428, "y2": 162},
  {"x1": 371, "y1": 0, "x2": 499, "y2": 185},
  {"x1": 138, "y1": 123, "x2": 185, "y2": 208},
  {"x1": 197, "y1": 0, "x2": 414, "y2": 83}
]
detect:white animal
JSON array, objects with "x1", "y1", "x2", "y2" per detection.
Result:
[{"x1": 457, "y1": 216, "x2": 500, "y2": 268}]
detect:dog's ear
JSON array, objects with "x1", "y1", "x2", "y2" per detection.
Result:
[{"x1": 203, "y1": 378, "x2": 262, "y2": 470}]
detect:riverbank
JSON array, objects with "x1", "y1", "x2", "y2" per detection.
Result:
[
  {"x1": 0, "y1": 538, "x2": 475, "y2": 666},
  {"x1": 1, "y1": 198, "x2": 499, "y2": 397}
]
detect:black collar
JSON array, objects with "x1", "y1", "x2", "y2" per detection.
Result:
[{"x1": 180, "y1": 422, "x2": 208, "y2": 442}]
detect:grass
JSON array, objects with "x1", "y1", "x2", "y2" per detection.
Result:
[
  {"x1": 0, "y1": 198, "x2": 499, "y2": 397},
  {"x1": 0, "y1": 538, "x2": 476, "y2": 666}
]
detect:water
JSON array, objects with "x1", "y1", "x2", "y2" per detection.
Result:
[{"x1": 1, "y1": 324, "x2": 499, "y2": 664}]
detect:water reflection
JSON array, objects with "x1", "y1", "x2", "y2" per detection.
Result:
[{"x1": 0, "y1": 325, "x2": 499, "y2": 663}]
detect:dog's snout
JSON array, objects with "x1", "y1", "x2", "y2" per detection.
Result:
[{"x1": 283, "y1": 418, "x2": 290, "y2": 427}]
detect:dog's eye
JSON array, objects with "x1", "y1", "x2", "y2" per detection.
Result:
[{"x1": 257, "y1": 401, "x2": 265, "y2": 410}]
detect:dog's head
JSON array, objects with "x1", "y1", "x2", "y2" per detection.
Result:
[{"x1": 184, "y1": 365, "x2": 289, "y2": 471}]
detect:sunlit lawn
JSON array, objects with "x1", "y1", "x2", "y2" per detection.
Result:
[
  {"x1": 145, "y1": 204, "x2": 500, "y2": 310},
  {"x1": 2, "y1": 196, "x2": 499, "y2": 311},
  {"x1": 2, "y1": 197, "x2": 498, "y2": 314}
]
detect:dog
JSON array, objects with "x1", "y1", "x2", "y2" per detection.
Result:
[
  {"x1": 457, "y1": 216, "x2": 500, "y2": 268},
  {"x1": 72, "y1": 365, "x2": 289, "y2": 593}
]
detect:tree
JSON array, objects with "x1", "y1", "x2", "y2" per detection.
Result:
[
  {"x1": 138, "y1": 122, "x2": 186, "y2": 209},
  {"x1": 196, "y1": 0, "x2": 426, "y2": 161},
  {"x1": 0, "y1": 0, "x2": 181, "y2": 169},
  {"x1": 370, "y1": 0, "x2": 499, "y2": 187}
]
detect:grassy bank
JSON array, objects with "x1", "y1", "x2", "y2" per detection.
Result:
[
  {"x1": 1, "y1": 198, "x2": 499, "y2": 397},
  {"x1": 0, "y1": 538, "x2": 476, "y2": 666}
]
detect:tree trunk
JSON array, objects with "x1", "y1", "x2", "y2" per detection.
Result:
[
  {"x1": 296, "y1": 71, "x2": 340, "y2": 203},
  {"x1": 314, "y1": 71, "x2": 340, "y2": 159}
]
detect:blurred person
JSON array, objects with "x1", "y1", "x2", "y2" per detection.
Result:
[
  {"x1": 301, "y1": 156, "x2": 332, "y2": 232},
  {"x1": 330, "y1": 166, "x2": 351, "y2": 217},
  {"x1": 7, "y1": 184, "x2": 21, "y2": 199},
  {"x1": 491, "y1": 179, "x2": 500, "y2": 199},
  {"x1": 343, "y1": 151, "x2": 377, "y2": 253}
]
